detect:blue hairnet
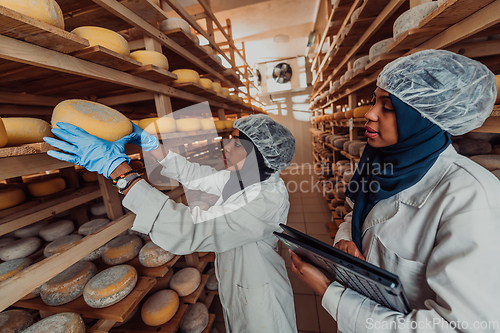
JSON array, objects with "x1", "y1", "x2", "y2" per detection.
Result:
[
  {"x1": 377, "y1": 49, "x2": 497, "y2": 136},
  {"x1": 234, "y1": 114, "x2": 295, "y2": 171}
]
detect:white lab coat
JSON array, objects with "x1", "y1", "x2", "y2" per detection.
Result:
[
  {"x1": 324, "y1": 145, "x2": 500, "y2": 332},
  {"x1": 122, "y1": 151, "x2": 297, "y2": 333}
]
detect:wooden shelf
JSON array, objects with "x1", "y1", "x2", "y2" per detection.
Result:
[
  {"x1": 201, "y1": 314, "x2": 216, "y2": 333},
  {"x1": 199, "y1": 252, "x2": 216, "y2": 262},
  {"x1": 71, "y1": 45, "x2": 143, "y2": 72},
  {"x1": 0, "y1": 142, "x2": 52, "y2": 158},
  {"x1": 115, "y1": 255, "x2": 181, "y2": 278},
  {"x1": 127, "y1": 65, "x2": 177, "y2": 84}
]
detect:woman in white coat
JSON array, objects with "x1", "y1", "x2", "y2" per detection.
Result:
[
  {"x1": 44, "y1": 114, "x2": 298, "y2": 333},
  {"x1": 290, "y1": 50, "x2": 500, "y2": 332}
]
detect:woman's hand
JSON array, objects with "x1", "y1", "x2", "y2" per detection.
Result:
[
  {"x1": 334, "y1": 240, "x2": 366, "y2": 260},
  {"x1": 289, "y1": 249, "x2": 331, "y2": 296}
]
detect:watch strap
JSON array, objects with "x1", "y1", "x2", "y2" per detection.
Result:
[
  {"x1": 113, "y1": 170, "x2": 137, "y2": 186},
  {"x1": 118, "y1": 174, "x2": 142, "y2": 194}
]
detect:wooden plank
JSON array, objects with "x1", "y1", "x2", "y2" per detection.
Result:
[
  {"x1": 388, "y1": 28, "x2": 436, "y2": 52},
  {"x1": 71, "y1": 46, "x2": 143, "y2": 71},
  {"x1": 97, "y1": 92, "x2": 155, "y2": 106},
  {"x1": 0, "y1": 186, "x2": 101, "y2": 237},
  {"x1": 128, "y1": 64, "x2": 177, "y2": 83},
  {"x1": 472, "y1": 113, "x2": 500, "y2": 134},
  {"x1": 119, "y1": 0, "x2": 169, "y2": 25},
  {"x1": 0, "y1": 213, "x2": 135, "y2": 311},
  {"x1": 199, "y1": 252, "x2": 215, "y2": 262},
  {"x1": 201, "y1": 314, "x2": 215, "y2": 333},
  {"x1": 15, "y1": 276, "x2": 155, "y2": 322},
  {"x1": 0, "y1": 91, "x2": 64, "y2": 106},
  {"x1": 0, "y1": 152, "x2": 72, "y2": 180},
  {"x1": 363, "y1": 51, "x2": 406, "y2": 75},
  {"x1": 445, "y1": 40, "x2": 500, "y2": 59},
  {"x1": 162, "y1": 28, "x2": 195, "y2": 46},
  {"x1": 97, "y1": 175, "x2": 124, "y2": 221},
  {"x1": 180, "y1": 274, "x2": 209, "y2": 304},
  {"x1": 63, "y1": 4, "x2": 134, "y2": 32},
  {"x1": 0, "y1": 142, "x2": 53, "y2": 158},
  {"x1": 0, "y1": 5, "x2": 89, "y2": 54}
]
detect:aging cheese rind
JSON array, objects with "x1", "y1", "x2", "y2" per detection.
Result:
[
  {"x1": 0, "y1": 237, "x2": 41, "y2": 261},
  {"x1": 0, "y1": 309, "x2": 34, "y2": 333},
  {"x1": 139, "y1": 241, "x2": 175, "y2": 268},
  {"x1": 170, "y1": 267, "x2": 201, "y2": 297},
  {"x1": 141, "y1": 289, "x2": 179, "y2": 326},
  {"x1": 39, "y1": 219, "x2": 74, "y2": 242},
  {"x1": 101, "y1": 234, "x2": 142, "y2": 265},
  {"x1": 23, "y1": 312, "x2": 85, "y2": 333}
]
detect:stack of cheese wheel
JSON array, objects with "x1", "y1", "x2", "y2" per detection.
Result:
[
  {"x1": 172, "y1": 69, "x2": 200, "y2": 85},
  {"x1": 176, "y1": 118, "x2": 202, "y2": 132},
  {"x1": 1, "y1": 118, "x2": 53, "y2": 146},
  {"x1": 139, "y1": 117, "x2": 177, "y2": 134},
  {"x1": 40, "y1": 261, "x2": 97, "y2": 306},
  {"x1": 14, "y1": 220, "x2": 49, "y2": 238},
  {"x1": 52, "y1": 99, "x2": 133, "y2": 142},
  {"x1": 130, "y1": 50, "x2": 169, "y2": 70},
  {"x1": 44, "y1": 234, "x2": 82, "y2": 257},
  {"x1": 90, "y1": 202, "x2": 107, "y2": 216},
  {"x1": 39, "y1": 219, "x2": 75, "y2": 242},
  {"x1": 0, "y1": 258, "x2": 32, "y2": 283},
  {"x1": 0, "y1": 0, "x2": 64, "y2": 29},
  {"x1": 0, "y1": 188, "x2": 26, "y2": 210},
  {"x1": 141, "y1": 289, "x2": 179, "y2": 326},
  {"x1": 27, "y1": 177, "x2": 66, "y2": 197},
  {"x1": 393, "y1": 2, "x2": 438, "y2": 40},
  {"x1": 353, "y1": 105, "x2": 371, "y2": 118},
  {"x1": 23, "y1": 312, "x2": 85, "y2": 333},
  {"x1": 83, "y1": 265, "x2": 138, "y2": 308},
  {"x1": 0, "y1": 237, "x2": 41, "y2": 261},
  {"x1": 170, "y1": 267, "x2": 201, "y2": 297},
  {"x1": 0, "y1": 117, "x2": 7, "y2": 147},
  {"x1": 200, "y1": 118, "x2": 216, "y2": 131},
  {"x1": 102, "y1": 234, "x2": 142, "y2": 265},
  {"x1": 72, "y1": 27, "x2": 130, "y2": 56},
  {"x1": 160, "y1": 17, "x2": 191, "y2": 34},
  {"x1": 0, "y1": 309, "x2": 34, "y2": 333},
  {"x1": 179, "y1": 302, "x2": 209, "y2": 333},
  {"x1": 139, "y1": 241, "x2": 175, "y2": 267}
]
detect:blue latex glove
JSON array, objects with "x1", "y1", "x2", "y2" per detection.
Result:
[
  {"x1": 128, "y1": 122, "x2": 159, "y2": 151},
  {"x1": 43, "y1": 122, "x2": 131, "y2": 179}
]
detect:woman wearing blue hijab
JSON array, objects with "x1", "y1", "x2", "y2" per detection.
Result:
[{"x1": 290, "y1": 50, "x2": 500, "y2": 332}]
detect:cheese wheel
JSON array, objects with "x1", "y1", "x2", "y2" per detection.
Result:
[
  {"x1": 39, "y1": 219, "x2": 75, "y2": 242},
  {"x1": 90, "y1": 202, "x2": 107, "y2": 216},
  {"x1": 78, "y1": 218, "x2": 110, "y2": 236},
  {"x1": 223, "y1": 120, "x2": 233, "y2": 129},
  {"x1": 0, "y1": 237, "x2": 41, "y2": 261},
  {"x1": 2, "y1": 117, "x2": 53, "y2": 146},
  {"x1": 205, "y1": 268, "x2": 218, "y2": 291},
  {"x1": 0, "y1": 188, "x2": 26, "y2": 210},
  {"x1": 148, "y1": 268, "x2": 174, "y2": 294},
  {"x1": 83, "y1": 265, "x2": 138, "y2": 308},
  {"x1": 353, "y1": 105, "x2": 371, "y2": 118},
  {"x1": 170, "y1": 267, "x2": 201, "y2": 297},
  {"x1": 221, "y1": 88, "x2": 230, "y2": 97},
  {"x1": 14, "y1": 220, "x2": 49, "y2": 238},
  {"x1": 0, "y1": 309, "x2": 34, "y2": 333},
  {"x1": 172, "y1": 69, "x2": 200, "y2": 85},
  {"x1": 200, "y1": 118, "x2": 216, "y2": 131},
  {"x1": 129, "y1": 160, "x2": 145, "y2": 170},
  {"x1": 229, "y1": 94, "x2": 239, "y2": 102},
  {"x1": 44, "y1": 234, "x2": 82, "y2": 257},
  {"x1": 81, "y1": 245, "x2": 104, "y2": 262},
  {"x1": 81, "y1": 170, "x2": 98, "y2": 182},
  {"x1": 40, "y1": 261, "x2": 98, "y2": 306},
  {"x1": 393, "y1": 2, "x2": 438, "y2": 40},
  {"x1": 139, "y1": 117, "x2": 177, "y2": 134},
  {"x1": 128, "y1": 228, "x2": 150, "y2": 241},
  {"x1": 353, "y1": 55, "x2": 370, "y2": 72},
  {"x1": 160, "y1": 18, "x2": 191, "y2": 34},
  {"x1": 71, "y1": 26, "x2": 130, "y2": 56},
  {"x1": 139, "y1": 241, "x2": 175, "y2": 267},
  {"x1": 23, "y1": 312, "x2": 85, "y2": 333},
  {"x1": 179, "y1": 302, "x2": 209, "y2": 333},
  {"x1": 102, "y1": 234, "x2": 142, "y2": 265},
  {"x1": 130, "y1": 50, "x2": 169, "y2": 70},
  {"x1": 0, "y1": 237, "x2": 15, "y2": 249},
  {"x1": 334, "y1": 112, "x2": 345, "y2": 120},
  {"x1": 52, "y1": 99, "x2": 132, "y2": 142},
  {"x1": 199, "y1": 78, "x2": 213, "y2": 90},
  {"x1": 345, "y1": 69, "x2": 354, "y2": 81},
  {"x1": 214, "y1": 120, "x2": 225, "y2": 130},
  {"x1": 176, "y1": 118, "x2": 202, "y2": 132},
  {"x1": 212, "y1": 82, "x2": 222, "y2": 94},
  {"x1": 345, "y1": 109, "x2": 354, "y2": 119},
  {"x1": 0, "y1": 117, "x2": 7, "y2": 148},
  {"x1": 141, "y1": 289, "x2": 179, "y2": 326},
  {"x1": 0, "y1": 0, "x2": 64, "y2": 29},
  {"x1": 369, "y1": 38, "x2": 394, "y2": 62},
  {"x1": 0, "y1": 258, "x2": 32, "y2": 283},
  {"x1": 27, "y1": 177, "x2": 66, "y2": 197},
  {"x1": 201, "y1": 45, "x2": 214, "y2": 56}
]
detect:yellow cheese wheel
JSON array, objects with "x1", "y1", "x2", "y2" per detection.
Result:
[
  {"x1": 139, "y1": 241, "x2": 175, "y2": 268},
  {"x1": 334, "y1": 112, "x2": 345, "y2": 120},
  {"x1": 200, "y1": 118, "x2": 216, "y2": 130},
  {"x1": 221, "y1": 88, "x2": 230, "y2": 97},
  {"x1": 0, "y1": 188, "x2": 26, "y2": 210},
  {"x1": 0, "y1": 0, "x2": 64, "y2": 29},
  {"x1": 0, "y1": 117, "x2": 7, "y2": 147},
  {"x1": 0, "y1": 237, "x2": 41, "y2": 261},
  {"x1": 199, "y1": 78, "x2": 213, "y2": 90},
  {"x1": 131, "y1": 119, "x2": 140, "y2": 126},
  {"x1": 169, "y1": 267, "x2": 201, "y2": 297},
  {"x1": 52, "y1": 99, "x2": 132, "y2": 142},
  {"x1": 495, "y1": 75, "x2": 500, "y2": 104},
  {"x1": 212, "y1": 82, "x2": 222, "y2": 94},
  {"x1": 27, "y1": 177, "x2": 66, "y2": 197},
  {"x1": 83, "y1": 265, "x2": 138, "y2": 308},
  {"x1": 2, "y1": 117, "x2": 53, "y2": 146},
  {"x1": 223, "y1": 120, "x2": 234, "y2": 129},
  {"x1": 141, "y1": 289, "x2": 179, "y2": 326},
  {"x1": 229, "y1": 94, "x2": 239, "y2": 102},
  {"x1": 353, "y1": 105, "x2": 372, "y2": 118},
  {"x1": 71, "y1": 26, "x2": 130, "y2": 56},
  {"x1": 172, "y1": 69, "x2": 200, "y2": 85},
  {"x1": 0, "y1": 309, "x2": 34, "y2": 333},
  {"x1": 23, "y1": 312, "x2": 85, "y2": 333},
  {"x1": 139, "y1": 117, "x2": 177, "y2": 134},
  {"x1": 40, "y1": 261, "x2": 98, "y2": 306},
  {"x1": 176, "y1": 118, "x2": 201, "y2": 132},
  {"x1": 214, "y1": 120, "x2": 225, "y2": 130},
  {"x1": 129, "y1": 160, "x2": 145, "y2": 170},
  {"x1": 44, "y1": 234, "x2": 82, "y2": 257},
  {"x1": 102, "y1": 234, "x2": 142, "y2": 265},
  {"x1": 82, "y1": 170, "x2": 98, "y2": 182},
  {"x1": 130, "y1": 50, "x2": 169, "y2": 70},
  {"x1": 39, "y1": 219, "x2": 75, "y2": 242},
  {"x1": 345, "y1": 109, "x2": 354, "y2": 119},
  {"x1": 0, "y1": 258, "x2": 32, "y2": 283}
]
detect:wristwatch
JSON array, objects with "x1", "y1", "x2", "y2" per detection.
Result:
[{"x1": 115, "y1": 172, "x2": 141, "y2": 194}]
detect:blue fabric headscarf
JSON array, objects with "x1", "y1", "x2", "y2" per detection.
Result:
[{"x1": 346, "y1": 94, "x2": 452, "y2": 251}]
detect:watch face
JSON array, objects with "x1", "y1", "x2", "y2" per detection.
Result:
[{"x1": 117, "y1": 178, "x2": 127, "y2": 188}]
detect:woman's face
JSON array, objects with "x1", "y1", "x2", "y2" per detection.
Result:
[
  {"x1": 223, "y1": 129, "x2": 247, "y2": 171},
  {"x1": 364, "y1": 87, "x2": 398, "y2": 148}
]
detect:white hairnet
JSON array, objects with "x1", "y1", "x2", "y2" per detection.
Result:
[
  {"x1": 234, "y1": 114, "x2": 295, "y2": 171},
  {"x1": 377, "y1": 49, "x2": 497, "y2": 136}
]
